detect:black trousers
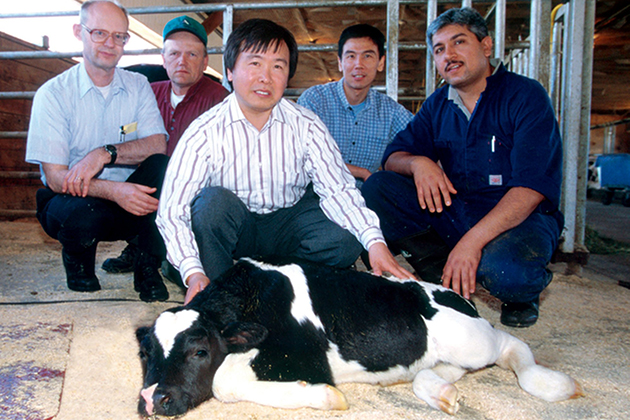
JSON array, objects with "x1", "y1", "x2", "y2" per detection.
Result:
[{"x1": 36, "y1": 154, "x2": 169, "y2": 259}]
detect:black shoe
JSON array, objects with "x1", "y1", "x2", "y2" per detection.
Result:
[
  {"x1": 62, "y1": 247, "x2": 101, "y2": 292},
  {"x1": 135, "y1": 252, "x2": 169, "y2": 302},
  {"x1": 392, "y1": 229, "x2": 449, "y2": 284},
  {"x1": 160, "y1": 260, "x2": 184, "y2": 288},
  {"x1": 500, "y1": 298, "x2": 539, "y2": 328},
  {"x1": 102, "y1": 243, "x2": 138, "y2": 273}
]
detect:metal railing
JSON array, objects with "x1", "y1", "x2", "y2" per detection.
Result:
[{"x1": 0, "y1": 0, "x2": 596, "y2": 269}]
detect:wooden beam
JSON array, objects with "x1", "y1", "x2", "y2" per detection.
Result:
[{"x1": 202, "y1": 12, "x2": 223, "y2": 35}]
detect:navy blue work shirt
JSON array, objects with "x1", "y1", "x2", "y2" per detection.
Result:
[{"x1": 383, "y1": 63, "x2": 563, "y2": 215}]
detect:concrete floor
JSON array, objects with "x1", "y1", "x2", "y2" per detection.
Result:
[{"x1": 0, "y1": 198, "x2": 629, "y2": 420}]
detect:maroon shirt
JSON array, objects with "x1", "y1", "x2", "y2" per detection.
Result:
[{"x1": 152, "y1": 76, "x2": 229, "y2": 156}]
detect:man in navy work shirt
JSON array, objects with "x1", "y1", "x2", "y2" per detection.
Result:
[
  {"x1": 298, "y1": 24, "x2": 412, "y2": 187},
  {"x1": 362, "y1": 7, "x2": 564, "y2": 327}
]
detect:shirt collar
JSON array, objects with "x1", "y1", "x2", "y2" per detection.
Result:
[
  {"x1": 226, "y1": 93, "x2": 285, "y2": 129},
  {"x1": 336, "y1": 78, "x2": 373, "y2": 110},
  {"x1": 78, "y1": 63, "x2": 125, "y2": 99},
  {"x1": 174, "y1": 76, "x2": 205, "y2": 102},
  {"x1": 447, "y1": 59, "x2": 505, "y2": 116}
]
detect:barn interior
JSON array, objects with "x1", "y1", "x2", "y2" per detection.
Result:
[{"x1": 0, "y1": 1, "x2": 629, "y2": 420}]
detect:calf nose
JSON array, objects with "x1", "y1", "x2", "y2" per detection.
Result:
[
  {"x1": 154, "y1": 390, "x2": 172, "y2": 412},
  {"x1": 140, "y1": 383, "x2": 157, "y2": 415}
]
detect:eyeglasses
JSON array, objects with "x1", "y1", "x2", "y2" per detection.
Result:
[{"x1": 81, "y1": 24, "x2": 130, "y2": 46}]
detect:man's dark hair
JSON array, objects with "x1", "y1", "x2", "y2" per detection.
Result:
[
  {"x1": 224, "y1": 19, "x2": 298, "y2": 83},
  {"x1": 338, "y1": 24, "x2": 386, "y2": 58},
  {"x1": 426, "y1": 7, "x2": 489, "y2": 51}
]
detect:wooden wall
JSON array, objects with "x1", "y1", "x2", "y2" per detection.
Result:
[{"x1": 0, "y1": 32, "x2": 75, "y2": 219}]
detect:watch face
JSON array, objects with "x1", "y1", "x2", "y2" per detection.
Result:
[{"x1": 105, "y1": 145, "x2": 117, "y2": 164}]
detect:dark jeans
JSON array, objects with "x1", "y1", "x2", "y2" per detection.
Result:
[
  {"x1": 36, "y1": 154, "x2": 169, "y2": 260},
  {"x1": 362, "y1": 171, "x2": 564, "y2": 303},
  {"x1": 190, "y1": 184, "x2": 363, "y2": 281}
]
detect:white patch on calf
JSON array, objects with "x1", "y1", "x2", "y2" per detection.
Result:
[
  {"x1": 213, "y1": 348, "x2": 348, "y2": 410},
  {"x1": 244, "y1": 259, "x2": 324, "y2": 331},
  {"x1": 326, "y1": 342, "x2": 418, "y2": 386},
  {"x1": 154, "y1": 309, "x2": 200, "y2": 358}
]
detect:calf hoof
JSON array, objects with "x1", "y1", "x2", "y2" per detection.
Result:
[
  {"x1": 437, "y1": 383, "x2": 459, "y2": 415},
  {"x1": 323, "y1": 385, "x2": 348, "y2": 410},
  {"x1": 570, "y1": 380, "x2": 585, "y2": 399}
]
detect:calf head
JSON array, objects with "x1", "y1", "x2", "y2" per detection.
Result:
[{"x1": 136, "y1": 307, "x2": 268, "y2": 417}]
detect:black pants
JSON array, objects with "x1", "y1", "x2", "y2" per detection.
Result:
[
  {"x1": 36, "y1": 154, "x2": 169, "y2": 259},
  {"x1": 190, "y1": 184, "x2": 363, "y2": 281}
]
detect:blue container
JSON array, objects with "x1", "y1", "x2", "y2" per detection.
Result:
[
  {"x1": 595, "y1": 154, "x2": 630, "y2": 189},
  {"x1": 594, "y1": 154, "x2": 630, "y2": 206}
]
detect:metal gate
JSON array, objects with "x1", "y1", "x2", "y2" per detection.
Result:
[{"x1": 0, "y1": 0, "x2": 595, "y2": 268}]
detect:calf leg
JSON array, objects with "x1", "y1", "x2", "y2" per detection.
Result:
[
  {"x1": 412, "y1": 364, "x2": 466, "y2": 415},
  {"x1": 213, "y1": 350, "x2": 348, "y2": 410},
  {"x1": 494, "y1": 330, "x2": 583, "y2": 402}
]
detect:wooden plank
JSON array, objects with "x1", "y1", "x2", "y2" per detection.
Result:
[
  {"x1": 0, "y1": 178, "x2": 41, "y2": 211},
  {"x1": 0, "y1": 98, "x2": 33, "y2": 116},
  {"x1": 0, "y1": 138, "x2": 36, "y2": 172},
  {"x1": 0, "y1": 109, "x2": 31, "y2": 131}
]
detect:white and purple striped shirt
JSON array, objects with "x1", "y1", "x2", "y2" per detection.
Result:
[{"x1": 157, "y1": 94, "x2": 385, "y2": 282}]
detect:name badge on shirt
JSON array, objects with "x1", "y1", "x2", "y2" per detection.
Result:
[
  {"x1": 119, "y1": 122, "x2": 138, "y2": 142},
  {"x1": 489, "y1": 174, "x2": 502, "y2": 186}
]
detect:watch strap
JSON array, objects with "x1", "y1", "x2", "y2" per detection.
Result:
[{"x1": 104, "y1": 144, "x2": 117, "y2": 165}]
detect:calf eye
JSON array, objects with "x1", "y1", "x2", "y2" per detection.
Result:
[{"x1": 195, "y1": 349, "x2": 208, "y2": 358}]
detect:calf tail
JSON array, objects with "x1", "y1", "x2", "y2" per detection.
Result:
[{"x1": 494, "y1": 330, "x2": 583, "y2": 402}]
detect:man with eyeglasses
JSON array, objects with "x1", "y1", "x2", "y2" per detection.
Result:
[{"x1": 26, "y1": 0, "x2": 170, "y2": 302}]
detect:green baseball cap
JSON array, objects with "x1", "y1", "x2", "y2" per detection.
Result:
[{"x1": 163, "y1": 16, "x2": 207, "y2": 46}]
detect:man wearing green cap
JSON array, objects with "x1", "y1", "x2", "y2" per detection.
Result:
[
  {"x1": 102, "y1": 16, "x2": 228, "y2": 277},
  {"x1": 153, "y1": 16, "x2": 229, "y2": 156}
]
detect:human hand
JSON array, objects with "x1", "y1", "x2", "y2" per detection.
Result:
[
  {"x1": 368, "y1": 242, "x2": 415, "y2": 280},
  {"x1": 62, "y1": 148, "x2": 109, "y2": 197},
  {"x1": 409, "y1": 156, "x2": 457, "y2": 213},
  {"x1": 184, "y1": 273, "x2": 210, "y2": 305},
  {"x1": 359, "y1": 168, "x2": 372, "y2": 182},
  {"x1": 440, "y1": 236, "x2": 482, "y2": 299},
  {"x1": 112, "y1": 183, "x2": 159, "y2": 216}
]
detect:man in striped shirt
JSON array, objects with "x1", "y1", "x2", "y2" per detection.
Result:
[{"x1": 157, "y1": 19, "x2": 413, "y2": 304}]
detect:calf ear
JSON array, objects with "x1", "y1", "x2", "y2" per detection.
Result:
[
  {"x1": 221, "y1": 322, "x2": 268, "y2": 352},
  {"x1": 136, "y1": 326, "x2": 151, "y2": 343}
]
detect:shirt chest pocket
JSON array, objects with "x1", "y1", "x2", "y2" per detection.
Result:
[{"x1": 480, "y1": 133, "x2": 512, "y2": 186}]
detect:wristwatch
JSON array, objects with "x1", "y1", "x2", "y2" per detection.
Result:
[{"x1": 104, "y1": 144, "x2": 117, "y2": 165}]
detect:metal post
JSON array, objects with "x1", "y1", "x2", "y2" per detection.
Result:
[
  {"x1": 425, "y1": 0, "x2": 437, "y2": 98},
  {"x1": 603, "y1": 126, "x2": 615, "y2": 154},
  {"x1": 494, "y1": 0, "x2": 506, "y2": 62},
  {"x1": 222, "y1": 5, "x2": 233, "y2": 91},
  {"x1": 559, "y1": 0, "x2": 585, "y2": 263},
  {"x1": 549, "y1": 5, "x2": 565, "y2": 114},
  {"x1": 573, "y1": 0, "x2": 595, "y2": 269},
  {"x1": 386, "y1": 0, "x2": 400, "y2": 101},
  {"x1": 529, "y1": 0, "x2": 551, "y2": 89}
]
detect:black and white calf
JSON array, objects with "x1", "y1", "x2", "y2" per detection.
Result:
[{"x1": 136, "y1": 257, "x2": 581, "y2": 417}]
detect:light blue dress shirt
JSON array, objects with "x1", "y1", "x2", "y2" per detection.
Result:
[{"x1": 26, "y1": 63, "x2": 167, "y2": 186}]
